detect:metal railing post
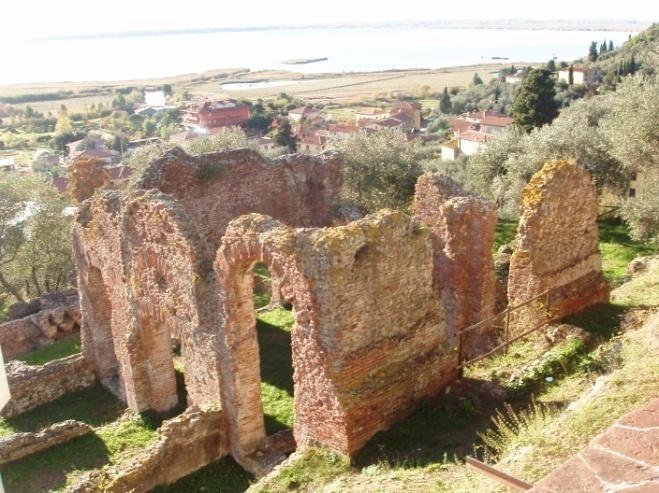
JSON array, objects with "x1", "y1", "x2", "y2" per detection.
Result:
[{"x1": 504, "y1": 308, "x2": 511, "y2": 355}]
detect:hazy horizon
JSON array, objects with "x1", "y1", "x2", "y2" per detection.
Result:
[{"x1": 2, "y1": 0, "x2": 657, "y2": 41}]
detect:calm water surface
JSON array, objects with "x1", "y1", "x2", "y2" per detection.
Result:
[{"x1": 2, "y1": 28, "x2": 633, "y2": 84}]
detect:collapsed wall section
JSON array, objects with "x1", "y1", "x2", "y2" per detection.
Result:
[
  {"x1": 414, "y1": 173, "x2": 497, "y2": 359},
  {"x1": 215, "y1": 210, "x2": 455, "y2": 459},
  {"x1": 508, "y1": 160, "x2": 610, "y2": 328}
]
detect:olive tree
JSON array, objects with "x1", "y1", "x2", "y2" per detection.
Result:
[{"x1": 334, "y1": 130, "x2": 424, "y2": 213}]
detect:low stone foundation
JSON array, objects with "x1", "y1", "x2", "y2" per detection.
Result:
[
  {"x1": 0, "y1": 420, "x2": 92, "y2": 465},
  {"x1": 0, "y1": 293, "x2": 80, "y2": 359},
  {"x1": 2, "y1": 354, "x2": 96, "y2": 418},
  {"x1": 69, "y1": 407, "x2": 228, "y2": 493}
]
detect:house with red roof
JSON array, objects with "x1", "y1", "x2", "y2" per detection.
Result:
[{"x1": 181, "y1": 100, "x2": 250, "y2": 130}]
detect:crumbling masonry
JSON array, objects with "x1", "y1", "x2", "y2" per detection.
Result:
[
  {"x1": 71, "y1": 151, "x2": 608, "y2": 482},
  {"x1": 508, "y1": 160, "x2": 610, "y2": 329}
]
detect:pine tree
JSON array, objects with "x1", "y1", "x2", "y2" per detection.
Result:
[
  {"x1": 588, "y1": 41, "x2": 599, "y2": 62},
  {"x1": 511, "y1": 69, "x2": 559, "y2": 133},
  {"x1": 439, "y1": 86, "x2": 452, "y2": 114},
  {"x1": 547, "y1": 59, "x2": 556, "y2": 72},
  {"x1": 472, "y1": 73, "x2": 484, "y2": 85}
]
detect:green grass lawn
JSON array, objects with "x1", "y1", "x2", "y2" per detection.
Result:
[
  {"x1": 0, "y1": 383, "x2": 162, "y2": 492},
  {"x1": 16, "y1": 335, "x2": 81, "y2": 366}
]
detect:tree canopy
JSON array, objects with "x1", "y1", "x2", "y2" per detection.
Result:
[{"x1": 511, "y1": 69, "x2": 559, "y2": 133}]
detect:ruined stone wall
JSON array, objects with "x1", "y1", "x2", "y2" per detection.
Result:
[
  {"x1": 74, "y1": 150, "x2": 342, "y2": 415},
  {"x1": 414, "y1": 173, "x2": 497, "y2": 359},
  {"x1": 508, "y1": 161, "x2": 609, "y2": 328},
  {"x1": 70, "y1": 407, "x2": 227, "y2": 493},
  {"x1": 138, "y1": 148, "x2": 342, "y2": 253},
  {"x1": 2, "y1": 354, "x2": 96, "y2": 418},
  {"x1": 74, "y1": 190, "x2": 223, "y2": 413},
  {"x1": 216, "y1": 211, "x2": 455, "y2": 459},
  {"x1": 0, "y1": 420, "x2": 92, "y2": 465},
  {"x1": 0, "y1": 295, "x2": 80, "y2": 359}
]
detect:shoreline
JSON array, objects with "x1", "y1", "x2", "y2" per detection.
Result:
[{"x1": 0, "y1": 63, "x2": 519, "y2": 93}]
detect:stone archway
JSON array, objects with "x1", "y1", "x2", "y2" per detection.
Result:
[
  {"x1": 213, "y1": 214, "x2": 335, "y2": 473},
  {"x1": 122, "y1": 191, "x2": 224, "y2": 413}
]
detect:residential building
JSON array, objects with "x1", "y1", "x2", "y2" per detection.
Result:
[
  {"x1": 250, "y1": 136, "x2": 276, "y2": 154},
  {"x1": 558, "y1": 67, "x2": 599, "y2": 86},
  {"x1": 72, "y1": 148, "x2": 115, "y2": 165},
  {"x1": 288, "y1": 106, "x2": 321, "y2": 123},
  {"x1": 391, "y1": 101, "x2": 422, "y2": 130},
  {"x1": 299, "y1": 132, "x2": 328, "y2": 154},
  {"x1": 440, "y1": 139, "x2": 460, "y2": 161},
  {"x1": 181, "y1": 100, "x2": 250, "y2": 130},
  {"x1": 355, "y1": 107, "x2": 387, "y2": 122},
  {"x1": 505, "y1": 70, "x2": 526, "y2": 84},
  {"x1": 442, "y1": 110, "x2": 512, "y2": 161}
]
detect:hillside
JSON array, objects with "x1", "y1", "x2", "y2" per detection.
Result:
[{"x1": 596, "y1": 23, "x2": 659, "y2": 79}]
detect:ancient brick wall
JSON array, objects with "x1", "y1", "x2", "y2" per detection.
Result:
[
  {"x1": 414, "y1": 173, "x2": 497, "y2": 359},
  {"x1": 74, "y1": 150, "x2": 341, "y2": 415},
  {"x1": 0, "y1": 295, "x2": 80, "y2": 359},
  {"x1": 215, "y1": 211, "x2": 456, "y2": 461},
  {"x1": 2, "y1": 354, "x2": 96, "y2": 418},
  {"x1": 74, "y1": 190, "x2": 222, "y2": 413},
  {"x1": 508, "y1": 161, "x2": 610, "y2": 328},
  {"x1": 69, "y1": 407, "x2": 228, "y2": 493},
  {"x1": 138, "y1": 148, "x2": 342, "y2": 252}
]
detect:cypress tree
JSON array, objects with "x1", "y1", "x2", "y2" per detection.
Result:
[
  {"x1": 608, "y1": 40, "x2": 614, "y2": 51},
  {"x1": 511, "y1": 69, "x2": 559, "y2": 133},
  {"x1": 588, "y1": 41, "x2": 599, "y2": 62},
  {"x1": 568, "y1": 65, "x2": 574, "y2": 85},
  {"x1": 439, "y1": 86, "x2": 452, "y2": 114}
]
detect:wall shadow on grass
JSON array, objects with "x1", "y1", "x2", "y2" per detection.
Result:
[
  {"x1": 0, "y1": 433, "x2": 110, "y2": 493},
  {"x1": 1, "y1": 384, "x2": 125, "y2": 435}
]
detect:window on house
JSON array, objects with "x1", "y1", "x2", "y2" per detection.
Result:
[
  {"x1": 630, "y1": 171, "x2": 637, "y2": 181},
  {"x1": 629, "y1": 188, "x2": 636, "y2": 198}
]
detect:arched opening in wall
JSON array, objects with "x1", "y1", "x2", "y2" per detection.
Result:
[
  {"x1": 170, "y1": 338, "x2": 188, "y2": 416},
  {"x1": 252, "y1": 262, "x2": 295, "y2": 436},
  {"x1": 85, "y1": 266, "x2": 120, "y2": 392}
]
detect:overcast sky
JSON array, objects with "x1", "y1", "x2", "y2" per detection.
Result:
[{"x1": 3, "y1": 0, "x2": 655, "y2": 40}]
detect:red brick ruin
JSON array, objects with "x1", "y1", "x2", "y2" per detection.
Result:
[{"x1": 72, "y1": 150, "x2": 609, "y2": 478}]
